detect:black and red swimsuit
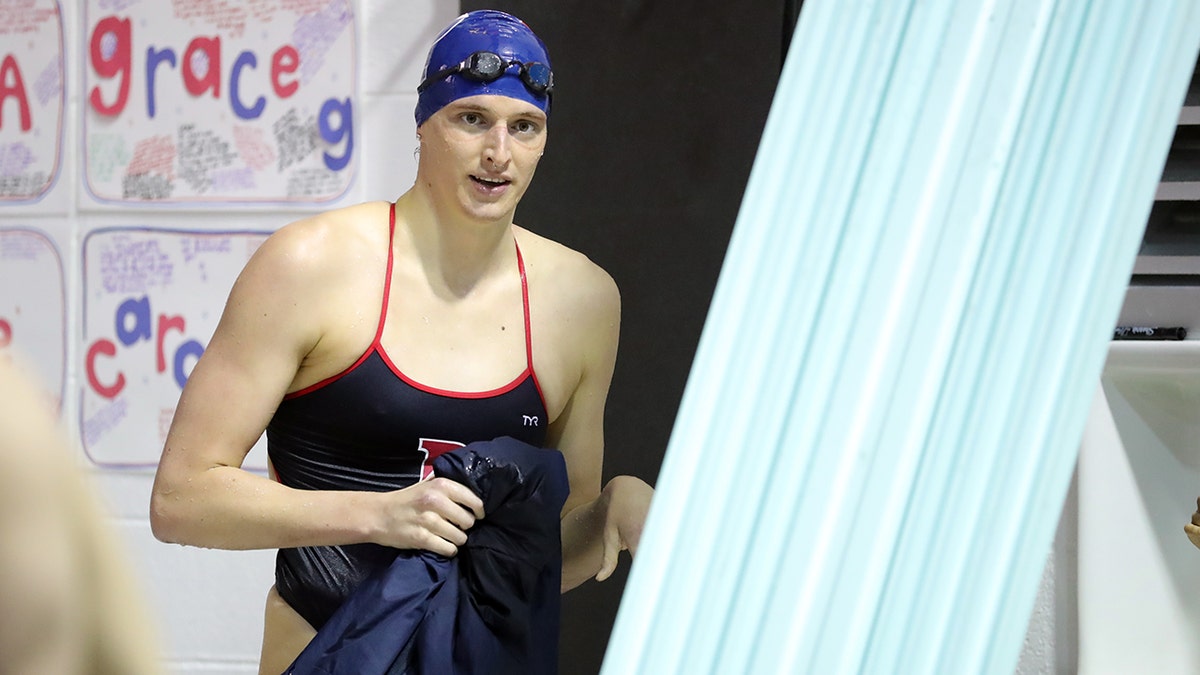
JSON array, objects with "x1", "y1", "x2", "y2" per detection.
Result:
[{"x1": 266, "y1": 203, "x2": 549, "y2": 629}]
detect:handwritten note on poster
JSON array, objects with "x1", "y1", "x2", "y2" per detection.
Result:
[
  {"x1": 83, "y1": 0, "x2": 356, "y2": 205},
  {"x1": 0, "y1": 227, "x2": 66, "y2": 407},
  {"x1": 80, "y1": 227, "x2": 268, "y2": 469},
  {"x1": 0, "y1": 1, "x2": 64, "y2": 203}
]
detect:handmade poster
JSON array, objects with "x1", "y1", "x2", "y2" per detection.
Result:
[
  {"x1": 0, "y1": 226, "x2": 66, "y2": 408},
  {"x1": 79, "y1": 227, "x2": 268, "y2": 469},
  {"x1": 82, "y1": 0, "x2": 356, "y2": 205},
  {"x1": 0, "y1": 0, "x2": 64, "y2": 204}
]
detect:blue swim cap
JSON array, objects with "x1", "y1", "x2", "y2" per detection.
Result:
[{"x1": 414, "y1": 10, "x2": 553, "y2": 127}]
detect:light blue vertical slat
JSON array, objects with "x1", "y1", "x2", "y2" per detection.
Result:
[{"x1": 600, "y1": 0, "x2": 1200, "y2": 674}]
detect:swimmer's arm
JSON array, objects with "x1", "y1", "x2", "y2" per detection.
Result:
[
  {"x1": 150, "y1": 220, "x2": 482, "y2": 554},
  {"x1": 560, "y1": 470, "x2": 654, "y2": 592},
  {"x1": 552, "y1": 267, "x2": 654, "y2": 591},
  {"x1": 151, "y1": 222, "x2": 372, "y2": 550}
]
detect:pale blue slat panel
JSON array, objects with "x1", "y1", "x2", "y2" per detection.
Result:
[
  {"x1": 806, "y1": 2, "x2": 1050, "y2": 673},
  {"x1": 602, "y1": 2, "x2": 912, "y2": 671},
  {"x1": 746, "y1": 1, "x2": 1053, "y2": 671},
  {"x1": 972, "y1": 6, "x2": 1200, "y2": 672},
  {"x1": 882, "y1": 2, "x2": 1104, "y2": 671},
  {"x1": 697, "y1": 2, "x2": 936, "y2": 673},
  {"x1": 601, "y1": 0, "x2": 1200, "y2": 673}
]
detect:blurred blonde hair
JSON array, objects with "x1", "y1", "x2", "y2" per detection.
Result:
[{"x1": 0, "y1": 356, "x2": 163, "y2": 674}]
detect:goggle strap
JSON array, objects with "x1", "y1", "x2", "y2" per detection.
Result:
[{"x1": 417, "y1": 51, "x2": 552, "y2": 96}]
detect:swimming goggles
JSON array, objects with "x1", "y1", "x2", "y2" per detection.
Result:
[{"x1": 417, "y1": 51, "x2": 554, "y2": 96}]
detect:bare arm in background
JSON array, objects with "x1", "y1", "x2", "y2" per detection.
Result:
[
  {"x1": 1186, "y1": 497, "x2": 1200, "y2": 549},
  {"x1": 531, "y1": 248, "x2": 654, "y2": 591}
]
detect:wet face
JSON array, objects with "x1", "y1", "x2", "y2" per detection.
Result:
[{"x1": 417, "y1": 95, "x2": 548, "y2": 224}]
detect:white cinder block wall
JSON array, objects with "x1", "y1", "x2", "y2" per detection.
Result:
[{"x1": 13, "y1": 2, "x2": 1073, "y2": 673}]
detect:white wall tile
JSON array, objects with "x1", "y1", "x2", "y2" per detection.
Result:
[
  {"x1": 118, "y1": 520, "x2": 276, "y2": 662},
  {"x1": 361, "y1": 93, "x2": 421, "y2": 202},
  {"x1": 362, "y1": 0, "x2": 460, "y2": 95}
]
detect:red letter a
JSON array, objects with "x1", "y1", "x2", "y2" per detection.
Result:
[{"x1": 0, "y1": 55, "x2": 31, "y2": 132}]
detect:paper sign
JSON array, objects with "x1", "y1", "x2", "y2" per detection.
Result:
[
  {"x1": 0, "y1": 1, "x2": 64, "y2": 203},
  {"x1": 82, "y1": 0, "x2": 357, "y2": 205},
  {"x1": 80, "y1": 227, "x2": 268, "y2": 468}
]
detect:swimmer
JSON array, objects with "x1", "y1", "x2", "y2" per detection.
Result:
[{"x1": 149, "y1": 10, "x2": 654, "y2": 673}]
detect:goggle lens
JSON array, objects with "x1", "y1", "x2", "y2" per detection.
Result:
[{"x1": 522, "y1": 62, "x2": 552, "y2": 93}]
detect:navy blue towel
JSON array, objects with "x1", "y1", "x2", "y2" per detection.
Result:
[{"x1": 285, "y1": 437, "x2": 569, "y2": 675}]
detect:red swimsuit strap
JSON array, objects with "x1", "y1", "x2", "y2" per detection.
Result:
[
  {"x1": 515, "y1": 241, "x2": 534, "y2": 369},
  {"x1": 371, "y1": 202, "x2": 399, "y2": 347}
]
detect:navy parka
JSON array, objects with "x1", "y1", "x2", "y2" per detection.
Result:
[{"x1": 284, "y1": 437, "x2": 569, "y2": 675}]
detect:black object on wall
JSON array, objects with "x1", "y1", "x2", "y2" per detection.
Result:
[{"x1": 457, "y1": 2, "x2": 786, "y2": 672}]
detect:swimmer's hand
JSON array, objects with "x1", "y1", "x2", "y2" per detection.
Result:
[
  {"x1": 371, "y1": 477, "x2": 485, "y2": 558},
  {"x1": 596, "y1": 475, "x2": 654, "y2": 582}
]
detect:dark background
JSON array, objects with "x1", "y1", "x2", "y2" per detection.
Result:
[{"x1": 458, "y1": 2, "x2": 799, "y2": 672}]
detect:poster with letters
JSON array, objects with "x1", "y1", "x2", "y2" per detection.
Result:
[
  {"x1": 0, "y1": 0, "x2": 64, "y2": 205},
  {"x1": 82, "y1": 0, "x2": 357, "y2": 205},
  {"x1": 80, "y1": 226, "x2": 269, "y2": 469}
]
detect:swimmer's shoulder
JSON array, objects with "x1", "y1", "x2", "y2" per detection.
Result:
[
  {"x1": 514, "y1": 225, "x2": 620, "y2": 321},
  {"x1": 256, "y1": 201, "x2": 391, "y2": 269}
]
